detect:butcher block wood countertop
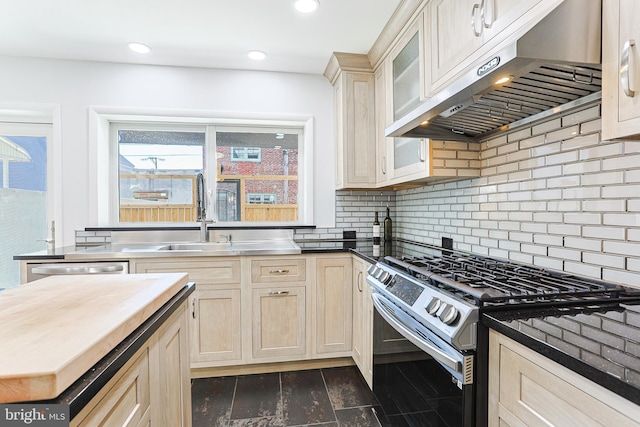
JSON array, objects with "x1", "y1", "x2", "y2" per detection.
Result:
[{"x1": 0, "y1": 272, "x2": 189, "y2": 403}]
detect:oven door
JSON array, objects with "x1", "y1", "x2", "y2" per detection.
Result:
[{"x1": 371, "y1": 292, "x2": 475, "y2": 427}]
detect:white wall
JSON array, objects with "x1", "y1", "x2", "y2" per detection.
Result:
[{"x1": 0, "y1": 56, "x2": 336, "y2": 245}]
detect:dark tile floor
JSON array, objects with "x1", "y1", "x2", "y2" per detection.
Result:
[{"x1": 192, "y1": 366, "x2": 382, "y2": 427}]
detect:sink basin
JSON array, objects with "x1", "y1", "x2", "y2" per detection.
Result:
[{"x1": 156, "y1": 242, "x2": 231, "y2": 251}]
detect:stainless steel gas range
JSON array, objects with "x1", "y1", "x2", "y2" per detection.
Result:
[{"x1": 366, "y1": 246, "x2": 640, "y2": 427}]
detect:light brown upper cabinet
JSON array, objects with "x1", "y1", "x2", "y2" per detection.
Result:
[
  {"x1": 428, "y1": 0, "x2": 543, "y2": 94},
  {"x1": 602, "y1": 0, "x2": 640, "y2": 140},
  {"x1": 324, "y1": 54, "x2": 377, "y2": 190}
]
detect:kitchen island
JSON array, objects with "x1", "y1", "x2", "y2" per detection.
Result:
[{"x1": 0, "y1": 273, "x2": 194, "y2": 426}]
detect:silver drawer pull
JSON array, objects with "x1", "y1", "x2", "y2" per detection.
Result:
[
  {"x1": 269, "y1": 291, "x2": 290, "y2": 296},
  {"x1": 269, "y1": 269, "x2": 290, "y2": 274}
]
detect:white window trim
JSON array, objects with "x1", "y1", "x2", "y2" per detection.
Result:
[{"x1": 89, "y1": 107, "x2": 314, "y2": 226}]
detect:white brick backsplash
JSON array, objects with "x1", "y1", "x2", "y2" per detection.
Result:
[
  {"x1": 521, "y1": 243, "x2": 547, "y2": 256},
  {"x1": 580, "y1": 143, "x2": 624, "y2": 160},
  {"x1": 546, "y1": 175, "x2": 581, "y2": 188},
  {"x1": 603, "y1": 269, "x2": 640, "y2": 287},
  {"x1": 534, "y1": 234, "x2": 563, "y2": 246},
  {"x1": 583, "y1": 226, "x2": 626, "y2": 240},
  {"x1": 510, "y1": 252, "x2": 533, "y2": 264},
  {"x1": 546, "y1": 151, "x2": 578, "y2": 165},
  {"x1": 582, "y1": 199, "x2": 626, "y2": 212},
  {"x1": 565, "y1": 261, "x2": 601, "y2": 280},
  {"x1": 561, "y1": 133, "x2": 600, "y2": 151},
  {"x1": 534, "y1": 256, "x2": 564, "y2": 270},
  {"x1": 548, "y1": 247, "x2": 581, "y2": 262},
  {"x1": 563, "y1": 212, "x2": 601, "y2": 225},
  {"x1": 603, "y1": 213, "x2": 640, "y2": 227},
  {"x1": 602, "y1": 184, "x2": 640, "y2": 198},
  {"x1": 583, "y1": 252, "x2": 625, "y2": 269},
  {"x1": 624, "y1": 141, "x2": 640, "y2": 153},
  {"x1": 547, "y1": 223, "x2": 581, "y2": 236},
  {"x1": 547, "y1": 126, "x2": 580, "y2": 143},
  {"x1": 603, "y1": 153, "x2": 640, "y2": 170},
  {"x1": 562, "y1": 186, "x2": 601, "y2": 199},
  {"x1": 583, "y1": 122, "x2": 604, "y2": 139},
  {"x1": 603, "y1": 241, "x2": 640, "y2": 256},
  {"x1": 581, "y1": 171, "x2": 624, "y2": 186},
  {"x1": 532, "y1": 165, "x2": 563, "y2": 179},
  {"x1": 533, "y1": 212, "x2": 563, "y2": 223},
  {"x1": 532, "y1": 118, "x2": 562, "y2": 136},
  {"x1": 564, "y1": 237, "x2": 601, "y2": 252},
  {"x1": 562, "y1": 105, "x2": 600, "y2": 126}
]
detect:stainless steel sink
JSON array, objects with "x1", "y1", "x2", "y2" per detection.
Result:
[{"x1": 156, "y1": 242, "x2": 231, "y2": 251}]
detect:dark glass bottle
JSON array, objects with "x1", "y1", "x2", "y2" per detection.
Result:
[
  {"x1": 373, "y1": 211, "x2": 381, "y2": 245},
  {"x1": 384, "y1": 206, "x2": 392, "y2": 241}
]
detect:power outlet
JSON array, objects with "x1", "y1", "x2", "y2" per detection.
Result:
[{"x1": 442, "y1": 237, "x2": 453, "y2": 250}]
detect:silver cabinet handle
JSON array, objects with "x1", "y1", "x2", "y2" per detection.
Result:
[
  {"x1": 419, "y1": 139, "x2": 427, "y2": 162},
  {"x1": 471, "y1": 4, "x2": 482, "y2": 37},
  {"x1": 269, "y1": 290, "x2": 290, "y2": 296},
  {"x1": 482, "y1": 0, "x2": 493, "y2": 28},
  {"x1": 192, "y1": 298, "x2": 197, "y2": 318},
  {"x1": 621, "y1": 39, "x2": 636, "y2": 97},
  {"x1": 269, "y1": 269, "x2": 290, "y2": 274},
  {"x1": 381, "y1": 156, "x2": 386, "y2": 175},
  {"x1": 357, "y1": 271, "x2": 363, "y2": 292}
]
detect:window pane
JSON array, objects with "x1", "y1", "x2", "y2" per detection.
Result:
[
  {"x1": 216, "y1": 131, "x2": 298, "y2": 222},
  {"x1": 0, "y1": 133, "x2": 48, "y2": 288},
  {"x1": 118, "y1": 129, "x2": 205, "y2": 223}
]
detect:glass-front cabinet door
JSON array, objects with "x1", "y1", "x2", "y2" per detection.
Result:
[{"x1": 385, "y1": 12, "x2": 431, "y2": 183}]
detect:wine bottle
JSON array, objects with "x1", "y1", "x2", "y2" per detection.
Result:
[
  {"x1": 384, "y1": 206, "x2": 392, "y2": 242},
  {"x1": 373, "y1": 211, "x2": 380, "y2": 256}
]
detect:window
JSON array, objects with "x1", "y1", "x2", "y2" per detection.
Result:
[
  {"x1": 247, "y1": 193, "x2": 277, "y2": 204},
  {"x1": 0, "y1": 121, "x2": 55, "y2": 288},
  {"x1": 110, "y1": 120, "x2": 306, "y2": 224},
  {"x1": 231, "y1": 147, "x2": 261, "y2": 162}
]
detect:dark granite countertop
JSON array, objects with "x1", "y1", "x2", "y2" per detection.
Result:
[
  {"x1": 483, "y1": 304, "x2": 640, "y2": 406},
  {"x1": 13, "y1": 245, "x2": 78, "y2": 260}
]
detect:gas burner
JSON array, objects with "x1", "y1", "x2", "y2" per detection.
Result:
[{"x1": 385, "y1": 253, "x2": 640, "y2": 309}]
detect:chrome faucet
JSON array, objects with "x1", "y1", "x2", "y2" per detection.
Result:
[{"x1": 196, "y1": 173, "x2": 214, "y2": 242}]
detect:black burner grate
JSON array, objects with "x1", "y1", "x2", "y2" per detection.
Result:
[{"x1": 387, "y1": 254, "x2": 640, "y2": 309}]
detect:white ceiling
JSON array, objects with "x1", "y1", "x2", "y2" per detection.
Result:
[{"x1": 0, "y1": 0, "x2": 401, "y2": 75}]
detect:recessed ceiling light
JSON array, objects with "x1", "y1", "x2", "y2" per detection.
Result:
[
  {"x1": 248, "y1": 50, "x2": 267, "y2": 61},
  {"x1": 127, "y1": 42, "x2": 151, "y2": 54},
  {"x1": 294, "y1": 0, "x2": 320, "y2": 13}
]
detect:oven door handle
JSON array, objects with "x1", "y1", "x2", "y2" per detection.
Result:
[{"x1": 372, "y1": 293, "x2": 462, "y2": 373}]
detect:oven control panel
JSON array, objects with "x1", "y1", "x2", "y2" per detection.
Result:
[{"x1": 367, "y1": 262, "x2": 478, "y2": 351}]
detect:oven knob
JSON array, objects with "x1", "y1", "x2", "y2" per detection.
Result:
[
  {"x1": 367, "y1": 265, "x2": 377, "y2": 275},
  {"x1": 439, "y1": 304, "x2": 459, "y2": 325},
  {"x1": 425, "y1": 297, "x2": 441, "y2": 316},
  {"x1": 379, "y1": 271, "x2": 391, "y2": 284}
]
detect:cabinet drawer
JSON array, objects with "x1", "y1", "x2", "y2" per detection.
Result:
[
  {"x1": 250, "y1": 258, "x2": 307, "y2": 284},
  {"x1": 73, "y1": 349, "x2": 151, "y2": 427},
  {"x1": 135, "y1": 258, "x2": 241, "y2": 287}
]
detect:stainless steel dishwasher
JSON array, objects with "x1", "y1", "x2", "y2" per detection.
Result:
[{"x1": 26, "y1": 261, "x2": 129, "y2": 282}]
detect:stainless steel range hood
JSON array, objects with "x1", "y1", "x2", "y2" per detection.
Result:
[{"x1": 386, "y1": 0, "x2": 602, "y2": 142}]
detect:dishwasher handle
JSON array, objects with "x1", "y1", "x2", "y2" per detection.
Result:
[{"x1": 31, "y1": 263, "x2": 126, "y2": 275}]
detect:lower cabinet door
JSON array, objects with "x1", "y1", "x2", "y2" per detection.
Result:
[
  {"x1": 73, "y1": 349, "x2": 151, "y2": 427},
  {"x1": 315, "y1": 256, "x2": 352, "y2": 355},
  {"x1": 191, "y1": 289, "x2": 242, "y2": 365},
  {"x1": 252, "y1": 286, "x2": 306, "y2": 360},
  {"x1": 156, "y1": 304, "x2": 192, "y2": 427}
]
